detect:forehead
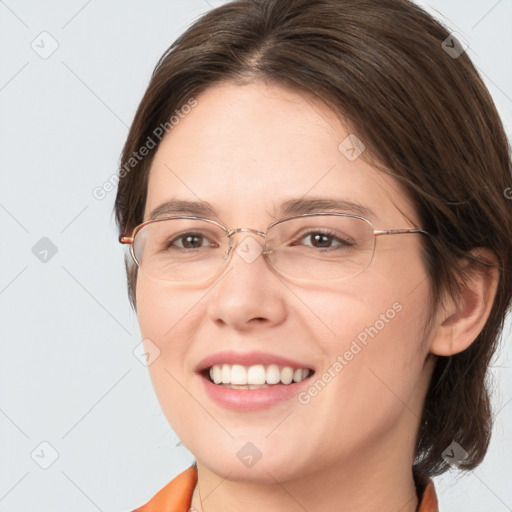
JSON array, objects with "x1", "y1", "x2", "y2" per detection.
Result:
[{"x1": 144, "y1": 81, "x2": 418, "y2": 226}]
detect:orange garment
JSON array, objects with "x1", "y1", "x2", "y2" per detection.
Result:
[{"x1": 132, "y1": 464, "x2": 438, "y2": 512}]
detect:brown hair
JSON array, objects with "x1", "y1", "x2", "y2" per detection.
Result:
[{"x1": 114, "y1": 0, "x2": 512, "y2": 478}]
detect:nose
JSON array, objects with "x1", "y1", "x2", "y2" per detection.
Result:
[{"x1": 207, "y1": 231, "x2": 288, "y2": 331}]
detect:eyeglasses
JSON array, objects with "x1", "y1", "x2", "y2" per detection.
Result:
[{"x1": 119, "y1": 213, "x2": 429, "y2": 284}]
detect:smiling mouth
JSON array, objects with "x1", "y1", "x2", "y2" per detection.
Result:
[{"x1": 201, "y1": 363, "x2": 315, "y2": 389}]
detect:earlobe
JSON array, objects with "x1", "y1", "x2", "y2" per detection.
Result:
[{"x1": 429, "y1": 248, "x2": 499, "y2": 357}]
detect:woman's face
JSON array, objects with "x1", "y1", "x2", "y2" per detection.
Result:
[{"x1": 136, "y1": 81, "x2": 436, "y2": 481}]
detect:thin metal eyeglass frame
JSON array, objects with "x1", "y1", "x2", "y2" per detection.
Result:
[{"x1": 119, "y1": 213, "x2": 429, "y2": 281}]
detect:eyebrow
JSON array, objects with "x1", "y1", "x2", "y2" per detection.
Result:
[
  {"x1": 149, "y1": 197, "x2": 375, "y2": 221},
  {"x1": 149, "y1": 200, "x2": 219, "y2": 219},
  {"x1": 279, "y1": 197, "x2": 375, "y2": 218}
]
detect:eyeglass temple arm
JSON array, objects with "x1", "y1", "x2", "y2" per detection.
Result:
[{"x1": 374, "y1": 228, "x2": 429, "y2": 237}]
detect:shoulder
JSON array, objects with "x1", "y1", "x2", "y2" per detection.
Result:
[
  {"x1": 131, "y1": 464, "x2": 198, "y2": 512},
  {"x1": 415, "y1": 472, "x2": 439, "y2": 512}
]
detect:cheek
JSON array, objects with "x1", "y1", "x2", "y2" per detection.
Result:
[
  {"x1": 296, "y1": 253, "x2": 432, "y2": 426},
  {"x1": 328, "y1": 290, "x2": 430, "y2": 427},
  {"x1": 136, "y1": 276, "x2": 205, "y2": 343},
  {"x1": 301, "y1": 278, "x2": 428, "y2": 392},
  {"x1": 291, "y1": 249, "x2": 430, "y2": 359},
  {"x1": 135, "y1": 277, "x2": 207, "y2": 422}
]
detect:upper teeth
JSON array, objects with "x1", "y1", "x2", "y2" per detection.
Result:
[{"x1": 209, "y1": 364, "x2": 311, "y2": 386}]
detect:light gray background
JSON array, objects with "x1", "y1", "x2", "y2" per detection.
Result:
[{"x1": 0, "y1": 1, "x2": 511, "y2": 511}]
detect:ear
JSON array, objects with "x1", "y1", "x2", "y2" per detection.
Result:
[{"x1": 429, "y1": 248, "x2": 499, "y2": 356}]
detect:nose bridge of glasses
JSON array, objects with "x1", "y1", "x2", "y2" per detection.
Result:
[
  {"x1": 227, "y1": 227, "x2": 266, "y2": 239},
  {"x1": 225, "y1": 227, "x2": 273, "y2": 258}
]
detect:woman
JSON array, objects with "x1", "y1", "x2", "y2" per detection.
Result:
[{"x1": 115, "y1": 0, "x2": 512, "y2": 510}]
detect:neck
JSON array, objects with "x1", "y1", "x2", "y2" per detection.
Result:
[{"x1": 191, "y1": 442, "x2": 420, "y2": 512}]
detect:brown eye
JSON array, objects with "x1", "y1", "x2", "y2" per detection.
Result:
[
  {"x1": 292, "y1": 230, "x2": 355, "y2": 250},
  {"x1": 168, "y1": 232, "x2": 218, "y2": 250}
]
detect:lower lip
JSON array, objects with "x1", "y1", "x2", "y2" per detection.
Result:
[{"x1": 199, "y1": 373, "x2": 314, "y2": 411}]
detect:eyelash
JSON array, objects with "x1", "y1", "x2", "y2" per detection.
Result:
[{"x1": 167, "y1": 230, "x2": 354, "y2": 251}]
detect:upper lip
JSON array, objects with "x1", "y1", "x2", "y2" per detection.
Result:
[{"x1": 196, "y1": 350, "x2": 314, "y2": 373}]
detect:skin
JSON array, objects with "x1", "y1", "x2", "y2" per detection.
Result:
[{"x1": 135, "y1": 81, "x2": 497, "y2": 512}]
